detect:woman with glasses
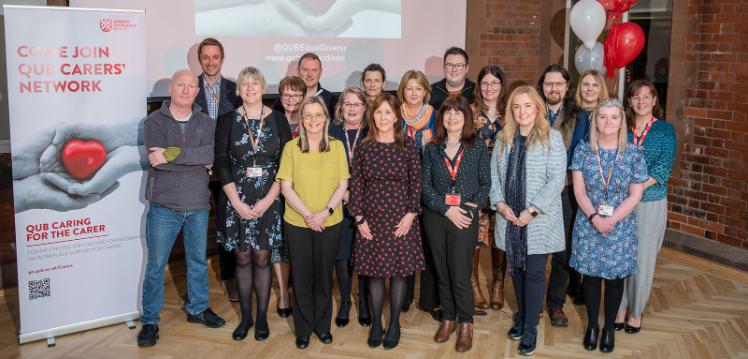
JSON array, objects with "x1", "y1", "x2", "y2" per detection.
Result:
[
  {"x1": 214, "y1": 67, "x2": 292, "y2": 341},
  {"x1": 271, "y1": 75, "x2": 306, "y2": 318},
  {"x1": 349, "y1": 93, "x2": 425, "y2": 349},
  {"x1": 328, "y1": 87, "x2": 371, "y2": 328},
  {"x1": 278, "y1": 75, "x2": 307, "y2": 138},
  {"x1": 277, "y1": 96, "x2": 349, "y2": 349},
  {"x1": 470, "y1": 65, "x2": 508, "y2": 311}
]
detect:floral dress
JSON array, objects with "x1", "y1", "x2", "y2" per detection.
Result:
[
  {"x1": 215, "y1": 110, "x2": 292, "y2": 263},
  {"x1": 569, "y1": 142, "x2": 648, "y2": 279},
  {"x1": 474, "y1": 109, "x2": 503, "y2": 245},
  {"x1": 348, "y1": 138, "x2": 426, "y2": 277}
]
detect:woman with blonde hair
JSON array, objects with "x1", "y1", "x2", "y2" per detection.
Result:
[
  {"x1": 569, "y1": 99, "x2": 647, "y2": 353},
  {"x1": 276, "y1": 96, "x2": 349, "y2": 349},
  {"x1": 490, "y1": 85, "x2": 566, "y2": 356}
]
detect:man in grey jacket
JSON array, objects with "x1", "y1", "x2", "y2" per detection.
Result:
[{"x1": 137, "y1": 69, "x2": 225, "y2": 348}]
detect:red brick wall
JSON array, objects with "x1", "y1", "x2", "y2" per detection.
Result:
[
  {"x1": 466, "y1": 0, "x2": 547, "y2": 86},
  {"x1": 666, "y1": 0, "x2": 748, "y2": 249}
]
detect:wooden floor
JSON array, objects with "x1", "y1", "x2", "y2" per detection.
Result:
[{"x1": 0, "y1": 247, "x2": 747, "y2": 358}]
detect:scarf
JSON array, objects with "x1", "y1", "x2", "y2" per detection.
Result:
[{"x1": 504, "y1": 134, "x2": 528, "y2": 274}]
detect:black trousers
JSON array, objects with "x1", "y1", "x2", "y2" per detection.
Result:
[
  {"x1": 546, "y1": 184, "x2": 578, "y2": 309},
  {"x1": 414, "y1": 215, "x2": 440, "y2": 311},
  {"x1": 512, "y1": 253, "x2": 549, "y2": 329},
  {"x1": 285, "y1": 222, "x2": 341, "y2": 337},
  {"x1": 423, "y1": 209, "x2": 478, "y2": 323},
  {"x1": 210, "y1": 180, "x2": 235, "y2": 281}
]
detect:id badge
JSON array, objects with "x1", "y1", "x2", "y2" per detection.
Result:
[
  {"x1": 598, "y1": 204, "x2": 614, "y2": 216},
  {"x1": 445, "y1": 193, "x2": 461, "y2": 206},
  {"x1": 246, "y1": 167, "x2": 263, "y2": 178}
]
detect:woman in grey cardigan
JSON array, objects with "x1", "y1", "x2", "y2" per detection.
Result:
[{"x1": 490, "y1": 85, "x2": 566, "y2": 356}]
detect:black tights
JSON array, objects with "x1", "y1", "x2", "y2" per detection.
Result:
[
  {"x1": 335, "y1": 261, "x2": 369, "y2": 319},
  {"x1": 235, "y1": 249, "x2": 271, "y2": 331},
  {"x1": 583, "y1": 276, "x2": 624, "y2": 330},
  {"x1": 368, "y1": 276, "x2": 406, "y2": 341}
]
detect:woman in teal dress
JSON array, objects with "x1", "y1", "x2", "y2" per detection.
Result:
[{"x1": 569, "y1": 99, "x2": 647, "y2": 354}]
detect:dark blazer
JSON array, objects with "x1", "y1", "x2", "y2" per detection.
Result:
[{"x1": 196, "y1": 74, "x2": 241, "y2": 120}]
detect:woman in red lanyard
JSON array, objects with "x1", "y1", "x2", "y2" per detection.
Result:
[
  {"x1": 397, "y1": 69, "x2": 439, "y2": 316},
  {"x1": 615, "y1": 80, "x2": 676, "y2": 334},
  {"x1": 214, "y1": 67, "x2": 292, "y2": 341},
  {"x1": 328, "y1": 87, "x2": 370, "y2": 328},
  {"x1": 278, "y1": 76, "x2": 307, "y2": 139},
  {"x1": 422, "y1": 95, "x2": 491, "y2": 352},
  {"x1": 568, "y1": 99, "x2": 647, "y2": 353}
]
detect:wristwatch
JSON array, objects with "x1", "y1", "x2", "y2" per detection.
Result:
[
  {"x1": 326, "y1": 206, "x2": 334, "y2": 216},
  {"x1": 355, "y1": 217, "x2": 366, "y2": 225},
  {"x1": 528, "y1": 207, "x2": 539, "y2": 217}
]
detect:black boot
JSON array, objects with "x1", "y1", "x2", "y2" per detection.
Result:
[
  {"x1": 583, "y1": 327, "x2": 599, "y2": 351},
  {"x1": 599, "y1": 328, "x2": 615, "y2": 353}
]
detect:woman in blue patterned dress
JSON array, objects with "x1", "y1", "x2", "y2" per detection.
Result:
[
  {"x1": 215, "y1": 67, "x2": 292, "y2": 341},
  {"x1": 569, "y1": 99, "x2": 647, "y2": 353}
]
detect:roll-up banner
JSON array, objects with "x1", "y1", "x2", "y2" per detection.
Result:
[{"x1": 4, "y1": 5, "x2": 146, "y2": 344}]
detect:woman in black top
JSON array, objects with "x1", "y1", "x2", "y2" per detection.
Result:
[
  {"x1": 422, "y1": 95, "x2": 491, "y2": 353},
  {"x1": 214, "y1": 67, "x2": 292, "y2": 341}
]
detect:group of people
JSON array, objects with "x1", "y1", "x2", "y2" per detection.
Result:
[{"x1": 137, "y1": 38, "x2": 676, "y2": 356}]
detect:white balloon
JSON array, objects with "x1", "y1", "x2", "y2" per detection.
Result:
[
  {"x1": 574, "y1": 42, "x2": 606, "y2": 74},
  {"x1": 570, "y1": 0, "x2": 606, "y2": 50}
]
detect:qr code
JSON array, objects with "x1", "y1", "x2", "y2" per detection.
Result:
[{"x1": 28, "y1": 278, "x2": 51, "y2": 300}]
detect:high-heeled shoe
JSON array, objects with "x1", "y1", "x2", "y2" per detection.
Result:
[
  {"x1": 624, "y1": 315, "x2": 642, "y2": 334},
  {"x1": 358, "y1": 315, "x2": 371, "y2": 327},
  {"x1": 583, "y1": 327, "x2": 599, "y2": 351},
  {"x1": 277, "y1": 306, "x2": 292, "y2": 318},
  {"x1": 383, "y1": 326, "x2": 400, "y2": 350},
  {"x1": 232, "y1": 319, "x2": 253, "y2": 341},
  {"x1": 614, "y1": 322, "x2": 625, "y2": 331}
]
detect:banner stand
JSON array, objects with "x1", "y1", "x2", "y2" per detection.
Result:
[{"x1": 4, "y1": 5, "x2": 147, "y2": 345}]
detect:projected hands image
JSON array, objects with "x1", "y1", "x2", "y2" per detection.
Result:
[{"x1": 195, "y1": 0, "x2": 401, "y2": 38}]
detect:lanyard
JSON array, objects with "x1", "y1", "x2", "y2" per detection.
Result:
[
  {"x1": 242, "y1": 105, "x2": 265, "y2": 153},
  {"x1": 631, "y1": 117, "x2": 654, "y2": 146},
  {"x1": 343, "y1": 125, "x2": 362, "y2": 165},
  {"x1": 595, "y1": 145, "x2": 620, "y2": 202},
  {"x1": 443, "y1": 147, "x2": 464, "y2": 189},
  {"x1": 204, "y1": 79, "x2": 221, "y2": 108}
]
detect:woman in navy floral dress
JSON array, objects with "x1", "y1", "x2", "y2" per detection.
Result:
[
  {"x1": 569, "y1": 99, "x2": 647, "y2": 353},
  {"x1": 348, "y1": 93, "x2": 425, "y2": 349},
  {"x1": 215, "y1": 67, "x2": 292, "y2": 341}
]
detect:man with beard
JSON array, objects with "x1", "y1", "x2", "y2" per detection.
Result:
[
  {"x1": 195, "y1": 37, "x2": 241, "y2": 302},
  {"x1": 536, "y1": 65, "x2": 584, "y2": 327}
]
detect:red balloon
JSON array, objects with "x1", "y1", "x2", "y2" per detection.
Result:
[
  {"x1": 603, "y1": 22, "x2": 645, "y2": 78},
  {"x1": 597, "y1": 0, "x2": 639, "y2": 20}
]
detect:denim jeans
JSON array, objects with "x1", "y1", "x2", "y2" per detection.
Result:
[{"x1": 141, "y1": 203, "x2": 209, "y2": 324}]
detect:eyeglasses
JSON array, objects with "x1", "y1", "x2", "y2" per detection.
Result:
[
  {"x1": 342, "y1": 102, "x2": 365, "y2": 108},
  {"x1": 444, "y1": 63, "x2": 467, "y2": 71},
  {"x1": 480, "y1": 81, "x2": 501, "y2": 89},
  {"x1": 302, "y1": 113, "x2": 326, "y2": 121},
  {"x1": 281, "y1": 94, "x2": 303, "y2": 101},
  {"x1": 543, "y1": 81, "x2": 567, "y2": 88}
]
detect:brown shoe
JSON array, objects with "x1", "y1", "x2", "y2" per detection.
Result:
[
  {"x1": 490, "y1": 248, "x2": 507, "y2": 310},
  {"x1": 472, "y1": 249, "x2": 490, "y2": 309},
  {"x1": 455, "y1": 322, "x2": 473, "y2": 352},
  {"x1": 549, "y1": 307, "x2": 569, "y2": 326},
  {"x1": 222, "y1": 279, "x2": 239, "y2": 302},
  {"x1": 434, "y1": 320, "x2": 456, "y2": 343}
]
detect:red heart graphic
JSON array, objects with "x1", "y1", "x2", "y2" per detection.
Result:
[{"x1": 61, "y1": 139, "x2": 106, "y2": 180}]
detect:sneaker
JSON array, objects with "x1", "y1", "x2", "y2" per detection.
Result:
[
  {"x1": 137, "y1": 324, "x2": 159, "y2": 348},
  {"x1": 549, "y1": 307, "x2": 569, "y2": 326},
  {"x1": 187, "y1": 308, "x2": 225, "y2": 328},
  {"x1": 518, "y1": 327, "x2": 537, "y2": 356}
]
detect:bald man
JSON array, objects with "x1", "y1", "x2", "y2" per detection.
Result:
[{"x1": 138, "y1": 69, "x2": 225, "y2": 348}]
